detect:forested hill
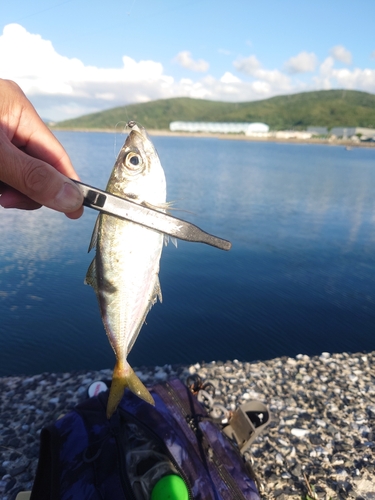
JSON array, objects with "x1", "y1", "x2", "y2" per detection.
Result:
[{"x1": 55, "y1": 89, "x2": 375, "y2": 131}]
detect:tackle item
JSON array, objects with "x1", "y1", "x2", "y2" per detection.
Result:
[
  {"x1": 223, "y1": 401, "x2": 270, "y2": 454},
  {"x1": 74, "y1": 179, "x2": 231, "y2": 251}
]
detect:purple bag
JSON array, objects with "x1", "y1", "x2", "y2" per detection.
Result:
[{"x1": 31, "y1": 378, "x2": 262, "y2": 500}]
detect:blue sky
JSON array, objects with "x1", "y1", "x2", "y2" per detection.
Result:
[{"x1": 2, "y1": 0, "x2": 375, "y2": 120}]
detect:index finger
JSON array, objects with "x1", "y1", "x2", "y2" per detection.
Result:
[
  {"x1": 13, "y1": 109, "x2": 80, "y2": 181},
  {"x1": 1, "y1": 80, "x2": 79, "y2": 181}
]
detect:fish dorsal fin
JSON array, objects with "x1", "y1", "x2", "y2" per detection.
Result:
[
  {"x1": 85, "y1": 258, "x2": 97, "y2": 291},
  {"x1": 87, "y1": 216, "x2": 100, "y2": 253}
]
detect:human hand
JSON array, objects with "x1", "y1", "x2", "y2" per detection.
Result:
[{"x1": 0, "y1": 79, "x2": 83, "y2": 219}]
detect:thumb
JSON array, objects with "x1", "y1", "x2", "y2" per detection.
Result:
[{"x1": 0, "y1": 138, "x2": 83, "y2": 213}]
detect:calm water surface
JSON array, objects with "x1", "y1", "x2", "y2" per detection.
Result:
[{"x1": 1, "y1": 133, "x2": 375, "y2": 376}]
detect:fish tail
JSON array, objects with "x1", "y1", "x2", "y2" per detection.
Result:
[{"x1": 107, "y1": 360, "x2": 155, "y2": 418}]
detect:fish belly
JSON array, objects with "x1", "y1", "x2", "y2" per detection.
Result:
[{"x1": 98, "y1": 215, "x2": 163, "y2": 362}]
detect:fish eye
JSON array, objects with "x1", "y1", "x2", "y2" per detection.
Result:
[{"x1": 124, "y1": 152, "x2": 143, "y2": 172}]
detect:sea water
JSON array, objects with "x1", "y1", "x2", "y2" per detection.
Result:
[{"x1": 1, "y1": 132, "x2": 375, "y2": 376}]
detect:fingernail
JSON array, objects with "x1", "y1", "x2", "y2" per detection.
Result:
[{"x1": 54, "y1": 182, "x2": 83, "y2": 212}]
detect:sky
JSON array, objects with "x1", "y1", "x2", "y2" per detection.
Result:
[{"x1": 2, "y1": 0, "x2": 375, "y2": 121}]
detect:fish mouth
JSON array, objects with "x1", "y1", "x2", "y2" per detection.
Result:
[
  {"x1": 127, "y1": 120, "x2": 147, "y2": 138},
  {"x1": 125, "y1": 120, "x2": 156, "y2": 159}
]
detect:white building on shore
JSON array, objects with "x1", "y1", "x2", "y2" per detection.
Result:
[
  {"x1": 330, "y1": 127, "x2": 375, "y2": 140},
  {"x1": 168, "y1": 122, "x2": 375, "y2": 142},
  {"x1": 274, "y1": 130, "x2": 313, "y2": 140},
  {"x1": 169, "y1": 121, "x2": 269, "y2": 136}
]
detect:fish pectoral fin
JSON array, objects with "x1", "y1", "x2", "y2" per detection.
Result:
[
  {"x1": 85, "y1": 258, "x2": 97, "y2": 290},
  {"x1": 107, "y1": 361, "x2": 155, "y2": 418},
  {"x1": 153, "y1": 276, "x2": 162, "y2": 304},
  {"x1": 141, "y1": 200, "x2": 173, "y2": 212},
  {"x1": 164, "y1": 235, "x2": 178, "y2": 248}
]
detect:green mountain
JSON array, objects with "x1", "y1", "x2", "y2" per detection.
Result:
[{"x1": 55, "y1": 89, "x2": 375, "y2": 131}]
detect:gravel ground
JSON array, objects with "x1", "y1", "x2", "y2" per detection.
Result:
[{"x1": 0, "y1": 350, "x2": 374, "y2": 500}]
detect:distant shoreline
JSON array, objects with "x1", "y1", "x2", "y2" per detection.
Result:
[{"x1": 51, "y1": 127, "x2": 375, "y2": 148}]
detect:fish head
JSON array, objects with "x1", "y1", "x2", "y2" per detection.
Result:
[{"x1": 107, "y1": 121, "x2": 166, "y2": 206}]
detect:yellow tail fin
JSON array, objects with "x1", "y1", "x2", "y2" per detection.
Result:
[{"x1": 107, "y1": 361, "x2": 155, "y2": 418}]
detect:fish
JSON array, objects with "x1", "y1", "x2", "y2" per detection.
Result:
[{"x1": 85, "y1": 121, "x2": 167, "y2": 418}]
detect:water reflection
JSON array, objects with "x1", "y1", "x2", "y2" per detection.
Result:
[{"x1": 156, "y1": 138, "x2": 375, "y2": 251}]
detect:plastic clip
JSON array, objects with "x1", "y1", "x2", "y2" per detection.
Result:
[{"x1": 223, "y1": 401, "x2": 270, "y2": 454}]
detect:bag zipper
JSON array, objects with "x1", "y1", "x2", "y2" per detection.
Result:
[
  {"x1": 116, "y1": 408, "x2": 194, "y2": 500},
  {"x1": 163, "y1": 381, "x2": 250, "y2": 500},
  {"x1": 210, "y1": 446, "x2": 249, "y2": 499},
  {"x1": 114, "y1": 427, "x2": 137, "y2": 500}
]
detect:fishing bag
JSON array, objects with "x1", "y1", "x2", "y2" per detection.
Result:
[{"x1": 30, "y1": 377, "x2": 269, "y2": 500}]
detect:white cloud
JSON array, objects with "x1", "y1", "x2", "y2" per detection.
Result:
[
  {"x1": 173, "y1": 51, "x2": 209, "y2": 73},
  {"x1": 233, "y1": 55, "x2": 291, "y2": 94},
  {"x1": 0, "y1": 24, "x2": 295, "y2": 120},
  {"x1": 1, "y1": 23, "x2": 375, "y2": 122},
  {"x1": 330, "y1": 45, "x2": 352, "y2": 65},
  {"x1": 233, "y1": 55, "x2": 261, "y2": 76},
  {"x1": 319, "y1": 57, "x2": 335, "y2": 77},
  {"x1": 331, "y1": 67, "x2": 375, "y2": 92},
  {"x1": 371, "y1": 50, "x2": 375, "y2": 59},
  {"x1": 0, "y1": 24, "x2": 176, "y2": 119},
  {"x1": 314, "y1": 56, "x2": 375, "y2": 93},
  {"x1": 220, "y1": 72, "x2": 241, "y2": 84},
  {"x1": 284, "y1": 51, "x2": 318, "y2": 74},
  {"x1": 254, "y1": 68, "x2": 290, "y2": 87}
]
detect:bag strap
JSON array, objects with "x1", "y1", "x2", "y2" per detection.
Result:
[{"x1": 30, "y1": 425, "x2": 62, "y2": 500}]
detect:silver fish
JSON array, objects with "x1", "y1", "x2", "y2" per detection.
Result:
[{"x1": 85, "y1": 121, "x2": 166, "y2": 418}]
